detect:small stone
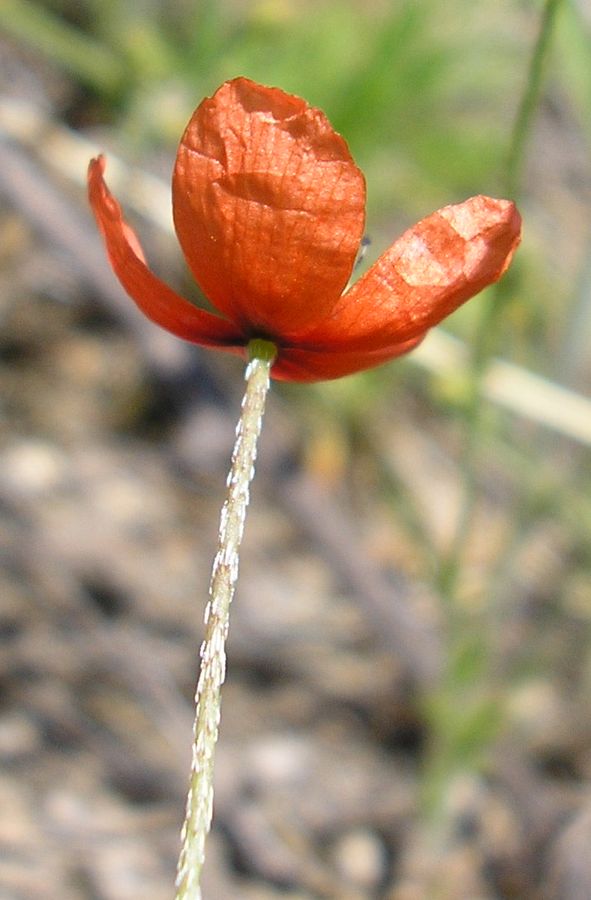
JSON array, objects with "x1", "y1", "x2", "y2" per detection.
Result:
[
  {"x1": 0, "y1": 439, "x2": 67, "y2": 498},
  {"x1": 331, "y1": 827, "x2": 387, "y2": 890}
]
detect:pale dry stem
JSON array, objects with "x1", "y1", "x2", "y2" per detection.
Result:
[{"x1": 175, "y1": 344, "x2": 275, "y2": 900}]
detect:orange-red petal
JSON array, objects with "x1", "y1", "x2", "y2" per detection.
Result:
[
  {"x1": 88, "y1": 156, "x2": 244, "y2": 348},
  {"x1": 296, "y1": 196, "x2": 522, "y2": 351},
  {"x1": 272, "y1": 334, "x2": 425, "y2": 382},
  {"x1": 172, "y1": 77, "x2": 366, "y2": 337}
]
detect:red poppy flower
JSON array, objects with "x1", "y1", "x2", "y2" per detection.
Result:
[{"x1": 88, "y1": 77, "x2": 521, "y2": 382}]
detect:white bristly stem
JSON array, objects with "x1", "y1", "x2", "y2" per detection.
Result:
[{"x1": 175, "y1": 339, "x2": 276, "y2": 900}]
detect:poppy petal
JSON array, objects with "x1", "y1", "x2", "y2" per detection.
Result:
[
  {"x1": 173, "y1": 77, "x2": 366, "y2": 337},
  {"x1": 88, "y1": 156, "x2": 244, "y2": 348},
  {"x1": 272, "y1": 334, "x2": 425, "y2": 382},
  {"x1": 296, "y1": 196, "x2": 522, "y2": 351}
]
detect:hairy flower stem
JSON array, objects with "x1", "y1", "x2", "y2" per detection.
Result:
[{"x1": 175, "y1": 339, "x2": 276, "y2": 900}]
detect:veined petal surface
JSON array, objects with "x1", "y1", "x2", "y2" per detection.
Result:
[
  {"x1": 297, "y1": 196, "x2": 522, "y2": 351},
  {"x1": 88, "y1": 157, "x2": 243, "y2": 348},
  {"x1": 273, "y1": 334, "x2": 425, "y2": 382},
  {"x1": 173, "y1": 77, "x2": 366, "y2": 337}
]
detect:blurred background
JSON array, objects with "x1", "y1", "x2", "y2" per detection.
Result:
[{"x1": 1, "y1": 0, "x2": 591, "y2": 897}]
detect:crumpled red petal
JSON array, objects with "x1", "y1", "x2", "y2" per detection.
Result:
[
  {"x1": 173, "y1": 77, "x2": 366, "y2": 337},
  {"x1": 88, "y1": 156, "x2": 244, "y2": 349},
  {"x1": 272, "y1": 334, "x2": 425, "y2": 382},
  {"x1": 295, "y1": 195, "x2": 522, "y2": 351}
]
